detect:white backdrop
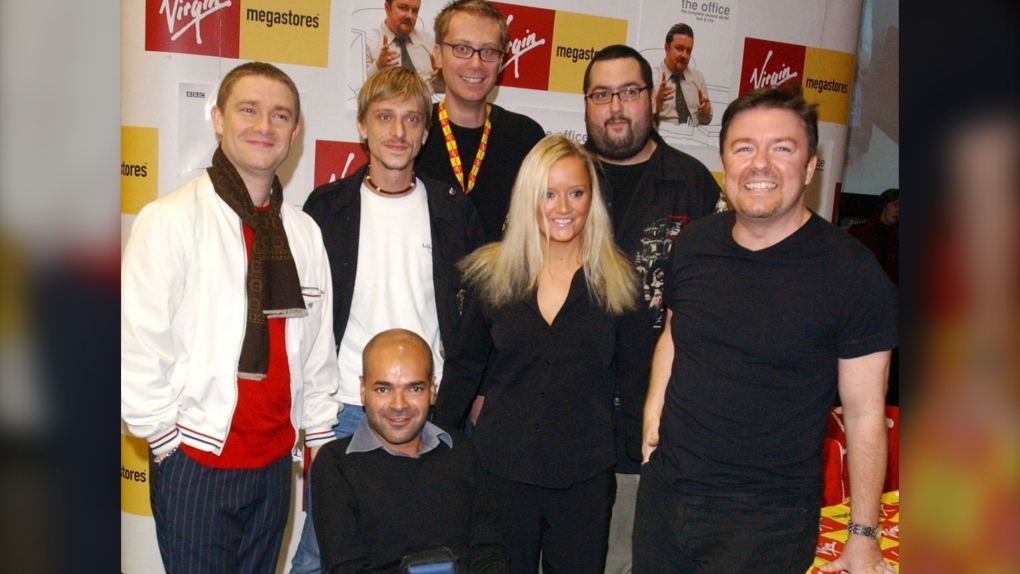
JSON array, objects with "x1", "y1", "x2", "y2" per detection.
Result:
[{"x1": 121, "y1": 1, "x2": 863, "y2": 572}]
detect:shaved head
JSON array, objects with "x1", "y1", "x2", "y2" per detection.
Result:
[
  {"x1": 360, "y1": 329, "x2": 436, "y2": 457},
  {"x1": 362, "y1": 329, "x2": 434, "y2": 380}
]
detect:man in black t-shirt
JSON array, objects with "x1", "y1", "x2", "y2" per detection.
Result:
[
  {"x1": 414, "y1": 0, "x2": 545, "y2": 440},
  {"x1": 581, "y1": 44, "x2": 722, "y2": 574},
  {"x1": 415, "y1": 0, "x2": 545, "y2": 244},
  {"x1": 636, "y1": 88, "x2": 898, "y2": 574}
]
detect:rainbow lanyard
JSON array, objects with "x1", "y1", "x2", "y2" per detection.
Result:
[{"x1": 438, "y1": 100, "x2": 491, "y2": 195}]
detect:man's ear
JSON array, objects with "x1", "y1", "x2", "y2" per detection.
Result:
[
  {"x1": 804, "y1": 155, "x2": 819, "y2": 186},
  {"x1": 359, "y1": 375, "x2": 367, "y2": 404},
  {"x1": 211, "y1": 106, "x2": 224, "y2": 136},
  {"x1": 429, "y1": 376, "x2": 437, "y2": 405},
  {"x1": 289, "y1": 119, "x2": 301, "y2": 146}
]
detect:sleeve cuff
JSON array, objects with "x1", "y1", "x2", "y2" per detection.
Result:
[
  {"x1": 304, "y1": 427, "x2": 337, "y2": 448},
  {"x1": 148, "y1": 427, "x2": 182, "y2": 456}
]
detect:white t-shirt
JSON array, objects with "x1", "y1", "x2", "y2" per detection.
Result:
[{"x1": 336, "y1": 181, "x2": 443, "y2": 404}]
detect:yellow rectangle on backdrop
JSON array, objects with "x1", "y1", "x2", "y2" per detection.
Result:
[
  {"x1": 121, "y1": 434, "x2": 153, "y2": 517},
  {"x1": 240, "y1": 0, "x2": 331, "y2": 67},
  {"x1": 803, "y1": 47, "x2": 855, "y2": 125},
  {"x1": 547, "y1": 12, "x2": 628, "y2": 94},
  {"x1": 121, "y1": 126, "x2": 158, "y2": 215}
]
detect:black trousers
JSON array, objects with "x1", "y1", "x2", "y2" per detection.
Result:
[
  {"x1": 149, "y1": 448, "x2": 292, "y2": 574},
  {"x1": 633, "y1": 463, "x2": 819, "y2": 574},
  {"x1": 485, "y1": 469, "x2": 615, "y2": 574}
]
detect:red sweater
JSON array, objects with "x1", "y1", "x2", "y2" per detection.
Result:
[{"x1": 182, "y1": 213, "x2": 294, "y2": 468}]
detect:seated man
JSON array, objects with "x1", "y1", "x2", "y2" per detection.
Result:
[{"x1": 312, "y1": 329, "x2": 509, "y2": 574}]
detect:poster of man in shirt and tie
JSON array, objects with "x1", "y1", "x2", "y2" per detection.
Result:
[
  {"x1": 353, "y1": 0, "x2": 444, "y2": 95},
  {"x1": 640, "y1": 1, "x2": 738, "y2": 149},
  {"x1": 652, "y1": 23, "x2": 712, "y2": 128}
]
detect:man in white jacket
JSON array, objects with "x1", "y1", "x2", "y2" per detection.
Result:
[{"x1": 121, "y1": 62, "x2": 340, "y2": 574}]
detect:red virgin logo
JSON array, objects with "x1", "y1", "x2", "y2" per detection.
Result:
[
  {"x1": 313, "y1": 141, "x2": 369, "y2": 188},
  {"x1": 739, "y1": 38, "x2": 805, "y2": 96},
  {"x1": 146, "y1": 0, "x2": 241, "y2": 58},
  {"x1": 490, "y1": 2, "x2": 553, "y2": 91}
]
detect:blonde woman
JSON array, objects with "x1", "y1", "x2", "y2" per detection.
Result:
[{"x1": 434, "y1": 134, "x2": 639, "y2": 574}]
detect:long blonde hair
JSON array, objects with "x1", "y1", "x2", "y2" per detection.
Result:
[{"x1": 459, "y1": 134, "x2": 638, "y2": 315}]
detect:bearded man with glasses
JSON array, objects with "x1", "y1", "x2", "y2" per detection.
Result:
[{"x1": 582, "y1": 44, "x2": 724, "y2": 574}]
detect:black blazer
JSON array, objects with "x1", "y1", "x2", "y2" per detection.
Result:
[
  {"x1": 597, "y1": 130, "x2": 723, "y2": 472},
  {"x1": 303, "y1": 163, "x2": 486, "y2": 358}
]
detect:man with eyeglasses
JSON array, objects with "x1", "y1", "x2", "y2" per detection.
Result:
[
  {"x1": 581, "y1": 44, "x2": 723, "y2": 574},
  {"x1": 416, "y1": 0, "x2": 545, "y2": 244}
]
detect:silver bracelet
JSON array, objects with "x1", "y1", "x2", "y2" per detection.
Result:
[
  {"x1": 846, "y1": 519, "x2": 881, "y2": 541},
  {"x1": 155, "y1": 445, "x2": 179, "y2": 465}
]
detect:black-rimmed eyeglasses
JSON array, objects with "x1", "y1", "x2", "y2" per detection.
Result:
[
  {"x1": 440, "y1": 42, "x2": 504, "y2": 63},
  {"x1": 584, "y1": 86, "x2": 650, "y2": 105}
]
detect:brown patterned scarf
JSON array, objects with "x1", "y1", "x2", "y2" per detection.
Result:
[{"x1": 208, "y1": 146, "x2": 307, "y2": 380}]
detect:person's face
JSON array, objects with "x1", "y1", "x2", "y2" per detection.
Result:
[
  {"x1": 664, "y1": 34, "x2": 694, "y2": 75},
  {"x1": 212, "y1": 75, "x2": 300, "y2": 193},
  {"x1": 881, "y1": 199, "x2": 899, "y2": 225},
  {"x1": 722, "y1": 107, "x2": 817, "y2": 224},
  {"x1": 537, "y1": 156, "x2": 592, "y2": 248},
  {"x1": 357, "y1": 96, "x2": 428, "y2": 173},
  {"x1": 434, "y1": 12, "x2": 502, "y2": 106},
  {"x1": 360, "y1": 344, "x2": 435, "y2": 458},
  {"x1": 584, "y1": 58, "x2": 655, "y2": 162},
  {"x1": 385, "y1": 0, "x2": 420, "y2": 37}
]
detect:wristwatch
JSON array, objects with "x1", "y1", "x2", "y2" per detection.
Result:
[{"x1": 847, "y1": 520, "x2": 881, "y2": 541}]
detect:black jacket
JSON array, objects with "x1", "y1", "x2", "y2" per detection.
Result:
[
  {"x1": 303, "y1": 164, "x2": 486, "y2": 357},
  {"x1": 597, "y1": 130, "x2": 723, "y2": 472}
]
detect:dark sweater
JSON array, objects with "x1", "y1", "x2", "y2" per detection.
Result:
[{"x1": 311, "y1": 430, "x2": 509, "y2": 574}]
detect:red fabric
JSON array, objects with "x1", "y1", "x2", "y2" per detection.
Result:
[
  {"x1": 825, "y1": 407, "x2": 850, "y2": 501},
  {"x1": 821, "y1": 437, "x2": 847, "y2": 506},
  {"x1": 182, "y1": 212, "x2": 294, "y2": 468},
  {"x1": 884, "y1": 406, "x2": 899, "y2": 492},
  {"x1": 823, "y1": 406, "x2": 900, "y2": 504}
]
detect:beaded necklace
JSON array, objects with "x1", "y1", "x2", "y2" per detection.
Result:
[{"x1": 364, "y1": 172, "x2": 416, "y2": 195}]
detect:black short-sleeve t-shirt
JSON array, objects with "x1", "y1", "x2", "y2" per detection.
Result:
[{"x1": 651, "y1": 211, "x2": 898, "y2": 496}]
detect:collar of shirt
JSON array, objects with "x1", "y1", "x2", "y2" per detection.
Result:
[
  {"x1": 382, "y1": 23, "x2": 422, "y2": 45},
  {"x1": 662, "y1": 60, "x2": 686, "y2": 83},
  {"x1": 346, "y1": 417, "x2": 452, "y2": 457}
]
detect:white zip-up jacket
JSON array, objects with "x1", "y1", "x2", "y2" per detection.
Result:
[{"x1": 121, "y1": 172, "x2": 340, "y2": 458}]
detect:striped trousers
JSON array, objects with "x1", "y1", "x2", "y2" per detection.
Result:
[{"x1": 149, "y1": 449, "x2": 292, "y2": 574}]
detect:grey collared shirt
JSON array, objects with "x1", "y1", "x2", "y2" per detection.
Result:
[{"x1": 346, "y1": 418, "x2": 452, "y2": 458}]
